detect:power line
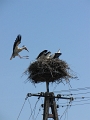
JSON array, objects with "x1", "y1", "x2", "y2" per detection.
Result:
[
  {"x1": 28, "y1": 97, "x2": 40, "y2": 120},
  {"x1": 72, "y1": 98, "x2": 90, "y2": 103},
  {"x1": 61, "y1": 91, "x2": 90, "y2": 97},
  {"x1": 17, "y1": 99, "x2": 26, "y2": 120},
  {"x1": 59, "y1": 106, "x2": 69, "y2": 120},
  {"x1": 58, "y1": 98, "x2": 90, "y2": 106},
  {"x1": 34, "y1": 106, "x2": 41, "y2": 120},
  {"x1": 54, "y1": 86, "x2": 90, "y2": 93},
  {"x1": 27, "y1": 98, "x2": 33, "y2": 119},
  {"x1": 59, "y1": 102, "x2": 90, "y2": 107}
]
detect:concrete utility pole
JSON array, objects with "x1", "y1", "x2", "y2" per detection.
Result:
[{"x1": 26, "y1": 82, "x2": 73, "y2": 120}]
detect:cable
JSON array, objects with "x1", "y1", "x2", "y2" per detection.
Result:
[
  {"x1": 74, "y1": 96, "x2": 90, "y2": 99},
  {"x1": 54, "y1": 86, "x2": 90, "y2": 93},
  {"x1": 59, "y1": 106, "x2": 70, "y2": 120},
  {"x1": 59, "y1": 99, "x2": 72, "y2": 120},
  {"x1": 27, "y1": 98, "x2": 33, "y2": 119},
  {"x1": 34, "y1": 106, "x2": 41, "y2": 120},
  {"x1": 61, "y1": 91, "x2": 90, "y2": 97},
  {"x1": 60, "y1": 107, "x2": 68, "y2": 120},
  {"x1": 17, "y1": 99, "x2": 26, "y2": 120},
  {"x1": 71, "y1": 102, "x2": 90, "y2": 106},
  {"x1": 59, "y1": 98, "x2": 90, "y2": 105},
  {"x1": 28, "y1": 97, "x2": 40, "y2": 120},
  {"x1": 72, "y1": 98, "x2": 90, "y2": 103},
  {"x1": 59, "y1": 102, "x2": 90, "y2": 107},
  {"x1": 58, "y1": 96, "x2": 90, "y2": 106}
]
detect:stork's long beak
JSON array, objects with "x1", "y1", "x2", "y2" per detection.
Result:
[
  {"x1": 22, "y1": 45, "x2": 29, "y2": 52},
  {"x1": 27, "y1": 49, "x2": 29, "y2": 52},
  {"x1": 25, "y1": 48, "x2": 29, "y2": 52}
]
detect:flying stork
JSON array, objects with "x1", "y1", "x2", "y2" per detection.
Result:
[
  {"x1": 36, "y1": 50, "x2": 51, "y2": 60},
  {"x1": 50, "y1": 49, "x2": 62, "y2": 59},
  {"x1": 10, "y1": 34, "x2": 29, "y2": 60}
]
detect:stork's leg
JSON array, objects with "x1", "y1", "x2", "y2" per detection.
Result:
[
  {"x1": 18, "y1": 54, "x2": 29, "y2": 59},
  {"x1": 22, "y1": 56, "x2": 29, "y2": 57},
  {"x1": 18, "y1": 54, "x2": 22, "y2": 59},
  {"x1": 22, "y1": 56, "x2": 29, "y2": 58}
]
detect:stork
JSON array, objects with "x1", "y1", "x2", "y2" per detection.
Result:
[
  {"x1": 44, "y1": 51, "x2": 51, "y2": 59},
  {"x1": 36, "y1": 50, "x2": 51, "y2": 60},
  {"x1": 36, "y1": 50, "x2": 48, "y2": 59},
  {"x1": 50, "y1": 49, "x2": 62, "y2": 59},
  {"x1": 10, "y1": 34, "x2": 29, "y2": 60}
]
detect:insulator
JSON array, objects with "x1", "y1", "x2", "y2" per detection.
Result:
[
  {"x1": 41, "y1": 104, "x2": 44, "y2": 108},
  {"x1": 57, "y1": 105, "x2": 59, "y2": 108}
]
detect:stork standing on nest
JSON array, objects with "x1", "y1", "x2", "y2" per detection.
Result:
[
  {"x1": 10, "y1": 34, "x2": 29, "y2": 60},
  {"x1": 36, "y1": 50, "x2": 51, "y2": 60},
  {"x1": 50, "y1": 49, "x2": 62, "y2": 59}
]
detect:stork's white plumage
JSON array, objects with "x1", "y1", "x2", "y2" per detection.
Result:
[
  {"x1": 10, "y1": 34, "x2": 29, "y2": 60},
  {"x1": 50, "y1": 49, "x2": 62, "y2": 59}
]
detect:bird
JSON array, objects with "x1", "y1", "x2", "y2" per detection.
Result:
[
  {"x1": 36, "y1": 50, "x2": 51, "y2": 60},
  {"x1": 50, "y1": 49, "x2": 62, "y2": 59},
  {"x1": 36, "y1": 50, "x2": 48, "y2": 59},
  {"x1": 10, "y1": 34, "x2": 29, "y2": 60},
  {"x1": 44, "y1": 51, "x2": 51, "y2": 59}
]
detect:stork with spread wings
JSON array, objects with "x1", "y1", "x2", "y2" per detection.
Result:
[{"x1": 10, "y1": 34, "x2": 29, "y2": 60}]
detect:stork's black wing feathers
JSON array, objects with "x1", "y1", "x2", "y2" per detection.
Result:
[
  {"x1": 45, "y1": 51, "x2": 51, "y2": 55},
  {"x1": 53, "y1": 53, "x2": 62, "y2": 59},
  {"x1": 36, "y1": 50, "x2": 48, "y2": 59},
  {"x1": 13, "y1": 34, "x2": 22, "y2": 53}
]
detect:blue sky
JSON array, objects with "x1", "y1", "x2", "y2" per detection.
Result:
[{"x1": 0, "y1": 0, "x2": 90, "y2": 120}]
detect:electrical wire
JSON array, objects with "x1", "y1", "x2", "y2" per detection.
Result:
[
  {"x1": 54, "y1": 86, "x2": 90, "y2": 93},
  {"x1": 27, "y1": 98, "x2": 33, "y2": 119},
  {"x1": 71, "y1": 102, "x2": 90, "y2": 106},
  {"x1": 34, "y1": 106, "x2": 41, "y2": 120},
  {"x1": 28, "y1": 97, "x2": 40, "y2": 120},
  {"x1": 72, "y1": 98, "x2": 90, "y2": 103},
  {"x1": 61, "y1": 91, "x2": 90, "y2": 97},
  {"x1": 59, "y1": 98, "x2": 90, "y2": 106},
  {"x1": 74, "y1": 96, "x2": 90, "y2": 99},
  {"x1": 17, "y1": 99, "x2": 26, "y2": 120},
  {"x1": 59, "y1": 106, "x2": 70, "y2": 120},
  {"x1": 59, "y1": 102, "x2": 90, "y2": 107},
  {"x1": 28, "y1": 98, "x2": 32, "y2": 112},
  {"x1": 58, "y1": 98, "x2": 72, "y2": 120}
]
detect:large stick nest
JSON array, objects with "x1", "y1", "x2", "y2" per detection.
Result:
[{"x1": 24, "y1": 59, "x2": 77, "y2": 84}]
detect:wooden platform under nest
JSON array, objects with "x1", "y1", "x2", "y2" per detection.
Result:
[{"x1": 24, "y1": 59, "x2": 77, "y2": 84}]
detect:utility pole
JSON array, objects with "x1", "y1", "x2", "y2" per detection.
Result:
[{"x1": 26, "y1": 82, "x2": 73, "y2": 120}]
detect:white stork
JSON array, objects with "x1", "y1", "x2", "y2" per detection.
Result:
[
  {"x1": 10, "y1": 34, "x2": 29, "y2": 60},
  {"x1": 36, "y1": 50, "x2": 51, "y2": 60},
  {"x1": 50, "y1": 49, "x2": 62, "y2": 59},
  {"x1": 44, "y1": 51, "x2": 51, "y2": 59}
]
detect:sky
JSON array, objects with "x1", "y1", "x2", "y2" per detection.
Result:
[{"x1": 0, "y1": 0, "x2": 90, "y2": 120}]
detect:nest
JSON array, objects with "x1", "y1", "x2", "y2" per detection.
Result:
[{"x1": 24, "y1": 59, "x2": 77, "y2": 84}]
